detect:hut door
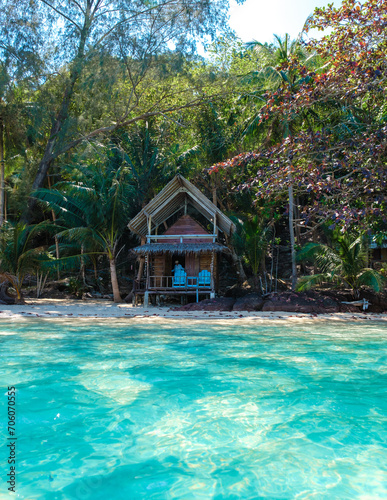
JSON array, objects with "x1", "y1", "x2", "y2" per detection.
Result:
[
  {"x1": 185, "y1": 253, "x2": 199, "y2": 277},
  {"x1": 152, "y1": 255, "x2": 165, "y2": 286}
]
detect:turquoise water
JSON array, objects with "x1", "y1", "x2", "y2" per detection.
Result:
[{"x1": 1, "y1": 319, "x2": 387, "y2": 499}]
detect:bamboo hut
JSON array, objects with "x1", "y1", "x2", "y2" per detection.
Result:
[{"x1": 128, "y1": 174, "x2": 235, "y2": 306}]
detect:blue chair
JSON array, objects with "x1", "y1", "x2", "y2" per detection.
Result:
[
  {"x1": 173, "y1": 268, "x2": 187, "y2": 288},
  {"x1": 198, "y1": 270, "x2": 211, "y2": 287}
]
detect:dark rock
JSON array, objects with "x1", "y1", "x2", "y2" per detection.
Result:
[
  {"x1": 322, "y1": 289, "x2": 387, "y2": 313},
  {"x1": 262, "y1": 291, "x2": 340, "y2": 314},
  {"x1": 233, "y1": 293, "x2": 264, "y2": 312},
  {"x1": 0, "y1": 282, "x2": 16, "y2": 305},
  {"x1": 225, "y1": 284, "x2": 251, "y2": 298},
  {"x1": 175, "y1": 297, "x2": 236, "y2": 312}
]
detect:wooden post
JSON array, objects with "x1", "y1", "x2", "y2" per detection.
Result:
[
  {"x1": 210, "y1": 251, "x2": 215, "y2": 298},
  {"x1": 136, "y1": 237, "x2": 146, "y2": 281},
  {"x1": 144, "y1": 252, "x2": 150, "y2": 307},
  {"x1": 146, "y1": 252, "x2": 150, "y2": 289}
]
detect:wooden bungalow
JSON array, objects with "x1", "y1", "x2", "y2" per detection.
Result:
[
  {"x1": 370, "y1": 237, "x2": 387, "y2": 268},
  {"x1": 128, "y1": 174, "x2": 235, "y2": 306}
]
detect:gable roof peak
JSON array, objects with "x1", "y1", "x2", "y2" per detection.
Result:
[{"x1": 128, "y1": 174, "x2": 235, "y2": 238}]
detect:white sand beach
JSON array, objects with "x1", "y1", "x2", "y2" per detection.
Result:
[{"x1": 1, "y1": 298, "x2": 387, "y2": 322}]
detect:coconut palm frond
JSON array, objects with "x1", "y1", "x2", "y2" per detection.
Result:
[
  {"x1": 298, "y1": 231, "x2": 385, "y2": 295},
  {"x1": 296, "y1": 273, "x2": 330, "y2": 292},
  {"x1": 297, "y1": 242, "x2": 340, "y2": 273},
  {"x1": 17, "y1": 247, "x2": 51, "y2": 272},
  {"x1": 0, "y1": 272, "x2": 18, "y2": 289},
  {"x1": 356, "y1": 269, "x2": 386, "y2": 293},
  {"x1": 57, "y1": 227, "x2": 106, "y2": 250},
  {"x1": 40, "y1": 251, "x2": 102, "y2": 272},
  {"x1": 296, "y1": 242, "x2": 322, "y2": 262},
  {"x1": 33, "y1": 188, "x2": 88, "y2": 227}
]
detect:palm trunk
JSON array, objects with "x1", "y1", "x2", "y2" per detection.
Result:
[
  {"x1": 229, "y1": 247, "x2": 247, "y2": 284},
  {"x1": 15, "y1": 285, "x2": 26, "y2": 305},
  {"x1": 93, "y1": 258, "x2": 98, "y2": 280},
  {"x1": 109, "y1": 256, "x2": 122, "y2": 303}
]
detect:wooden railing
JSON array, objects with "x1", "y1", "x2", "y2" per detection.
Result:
[
  {"x1": 146, "y1": 234, "x2": 216, "y2": 243},
  {"x1": 134, "y1": 275, "x2": 212, "y2": 292}
]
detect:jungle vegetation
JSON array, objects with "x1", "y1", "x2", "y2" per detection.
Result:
[{"x1": 0, "y1": 0, "x2": 386, "y2": 302}]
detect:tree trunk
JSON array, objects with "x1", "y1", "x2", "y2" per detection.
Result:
[
  {"x1": 109, "y1": 257, "x2": 122, "y2": 303},
  {"x1": 47, "y1": 174, "x2": 60, "y2": 278},
  {"x1": 80, "y1": 244, "x2": 86, "y2": 284},
  {"x1": 229, "y1": 247, "x2": 247, "y2": 284},
  {"x1": 288, "y1": 183, "x2": 297, "y2": 290},
  {"x1": 212, "y1": 173, "x2": 217, "y2": 207},
  {"x1": 23, "y1": 21, "x2": 90, "y2": 222},
  {"x1": 0, "y1": 111, "x2": 4, "y2": 226},
  {"x1": 93, "y1": 259, "x2": 98, "y2": 281},
  {"x1": 15, "y1": 286, "x2": 26, "y2": 305}
]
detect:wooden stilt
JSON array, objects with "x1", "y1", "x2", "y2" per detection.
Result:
[{"x1": 210, "y1": 250, "x2": 215, "y2": 298}]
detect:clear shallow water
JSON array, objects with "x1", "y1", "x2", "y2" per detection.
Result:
[{"x1": 1, "y1": 319, "x2": 387, "y2": 499}]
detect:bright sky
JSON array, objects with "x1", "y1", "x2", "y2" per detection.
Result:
[{"x1": 228, "y1": 0, "x2": 343, "y2": 43}]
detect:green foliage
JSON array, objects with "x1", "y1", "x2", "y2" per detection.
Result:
[
  {"x1": 66, "y1": 277, "x2": 87, "y2": 299},
  {"x1": 296, "y1": 231, "x2": 386, "y2": 296},
  {"x1": 231, "y1": 214, "x2": 273, "y2": 277},
  {"x1": 33, "y1": 156, "x2": 137, "y2": 301},
  {"x1": 0, "y1": 221, "x2": 56, "y2": 301},
  {"x1": 110, "y1": 124, "x2": 180, "y2": 206},
  {"x1": 35, "y1": 161, "x2": 135, "y2": 255}
]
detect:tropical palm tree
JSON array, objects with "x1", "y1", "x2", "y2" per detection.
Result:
[
  {"x1": 296, "y1": 232, "x2": 385, "y2": 297},
  {"x1": 34, "y1": 162, "x2": 137, "y2": 303},
  {"x1": 0, "y1": 221, "x2": 53, "y2": 303},
  {"x1": 231, "y1": 215, "x2": 273, "y2": 291}
]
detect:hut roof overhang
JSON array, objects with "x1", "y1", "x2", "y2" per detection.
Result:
[
  {"x1": 132, "y1": 242, "x2": 229, "y2": 255},
  {"x1": 128, "y1": 174, "x2": 236, "y2": 238}
]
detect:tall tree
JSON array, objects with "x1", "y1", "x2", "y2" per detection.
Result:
[
  {"x1": 224, "y1": 33, "x2": 314, "y2": 289},
  {"x1": 219, "y1": 0, "x2": 387, "y2": 231},
  {"x1": 0, "y1": 0, "x2": 243, "y2": 220},
  {"x1": 0, "y1": 3, "x2": 43, "y2": 224},
  {"x1": 34, "y1": 154, "x2": 138, "y2": 302}
]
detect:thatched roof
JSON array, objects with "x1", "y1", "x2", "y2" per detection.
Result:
[
  {"x1": 128, "y1": 174, "x2": 235, "y2": 237},
  {"x1": 132, "y1": 242, "x2": 229, "y2": 255}
]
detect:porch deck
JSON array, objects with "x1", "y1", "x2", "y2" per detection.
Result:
[{"x1": 133, "y1": 275, "x2": 214, "y2": 305}]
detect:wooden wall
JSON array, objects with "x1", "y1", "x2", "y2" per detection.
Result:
[
  {"x1": 150, "y1": 252, "x2": 217, "y2": 287},
  {"x1": 157, "y1": 215, "x2": 211, "y2": 244},
  {"x1": 151, "y1": 255, "x2": 165, "y2": 276}
]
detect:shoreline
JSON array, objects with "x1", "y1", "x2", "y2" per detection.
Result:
[{"x1": 1, "y1": 298, "x2": 387, "y2": 322}]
